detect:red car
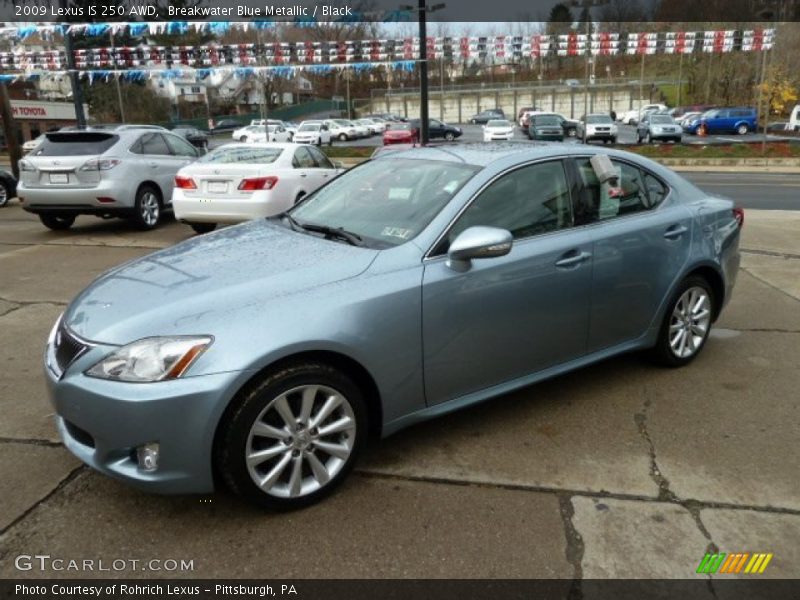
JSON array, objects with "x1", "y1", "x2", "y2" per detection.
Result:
[{"x1": 383, "y1": 122, "x2": 419, "y2": 145}]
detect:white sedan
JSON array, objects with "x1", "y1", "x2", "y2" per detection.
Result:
[
  {"x1": 293, "y1": 122, "x2": 332, "y2": 146},
  {"x1": 232, "y1": 125, "x2": 291, "y2": 143},
  {"x1": 482, "y1": 119, "x2": 515, "y2": 141},
  {"x1": 172, "y1": 143, "x2": 343, "y2": 234}
]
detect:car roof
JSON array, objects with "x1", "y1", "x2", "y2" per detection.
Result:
[{"x1": 374, "y1": 143, "x2": 666, "y2": 170}]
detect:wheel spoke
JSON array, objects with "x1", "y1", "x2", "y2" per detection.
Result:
[
  {"x1": 251, "y1": 421, "x2": 287, "y2": 440},
  {"x1": 317, "y1": 415, "x2": 354, "y2": 438},
  {"x1": 299, "y1": 385, "x2": 317, "y2": 425},
  {"x1": 313, "y1": 440, "x2": 350, "y2": 460},
  {"x1": 691, "y1": 323, "x2": 707, "y2": 336},
  {"x1": 288, "y1": 456, "x2": 303, "y2": 497},
  {"x1": 692, "y1": 294, "x2": 706, "y2": 313},
  {"x1": 677, "y1": 329, "x2": 688, "y2": 357},
  {"x1": 247, "y1": 443, "x2": 288, "y2": 467},
  {"x1": 310, "y1": 394, "x2": 343, "y2": 428},
  {"x1": 306, "y1": 452, "x2": 330, "y2": 485},
  {"x1": 693, "y1": 309, "x2": 710, "y2": 322},
  {"x1": 259, "y1": 452, "x2": 292, "y2": 491},
  {"x1": 273, "y1": 395, "x2": 297, "y2": 429}
]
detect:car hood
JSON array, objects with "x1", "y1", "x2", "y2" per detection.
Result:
[{"x1": 64, "y1": 220, "x2": 379, "y2": 345}]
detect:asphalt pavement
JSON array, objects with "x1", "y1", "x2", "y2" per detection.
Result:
[{"x1": 0, "y1": 202, "x2": 799, "y2": 580}]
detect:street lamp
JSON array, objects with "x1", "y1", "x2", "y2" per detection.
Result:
[
  {"x1": 401, "y1": 1, "x2": 446, "y2": 144},
  {"x1": 570, "y1": 0, "x2": 609, "y2": 120}
]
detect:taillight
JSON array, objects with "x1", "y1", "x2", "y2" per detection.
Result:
[
  {"x1": 80, "y1": 158, "x2": 120, "y2": 171},
  {"x1": 19, "y1": 160, "x2": 35, "y2": 171},
  {"x1": 733, "y1": 207, "x2": 744, "y2": 227},
  {"x1": 174, "y1": 176, "x2": 197, "y2": 190},
  {"x1": 238, "y1": 176, "x2": 278, "y2": 191}
]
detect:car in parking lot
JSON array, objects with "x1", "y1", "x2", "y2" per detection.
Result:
[
  {"x1": 577, "y1": 114, "x2": 618, "y2": 144},
  {"x1": 173, "y1": 143, "x2": 342, "y2": 234},
  {"x1": 0, "y1": 169, "x2": 17, "y2": 207},
  {"x1": 469, "y1": 109, "x2": 505, "y2": 124},
  {"x1": 17, "y1": 125, "x2": 201, "y2": 230},
  {"x1": 324, "y1": 119, "x2": 359, "y2": 142},
  {"x1": 171, "y1": 127, "x2": 209, "y2": 150},
  {"x1": 528, "y1": 114, "x2": 565, "y2": 141},
  {"x1": 636, "y1": 114, "x2": 683, "y2": 143},
  {"x1": 293, "y1": 122, "x2": 332, "y2": 146},
  {"x1": 45, "y1": 144, "x2": 742, "y2": 509},
  {"x1": 522, "y1": 111, "x2": 578, "y2": 137},
  {"x1": 408, "y1": 118, "x2": 463, "y2": 141},
  {"x1": 683, "y1": 107, "x2": 757, "y2": 135},
  {"x1": 618, "y1": 104, "x2": 667, "y2": 125},
  {"x1": 383, "y1": 122, "x2": 419, "y2": 145},
  {"x1": 482, "y1": 119, "x2": 515, "y2": 141},
  {"x1": 212, "y1": 119, "x2": 244, "y2": 133}
]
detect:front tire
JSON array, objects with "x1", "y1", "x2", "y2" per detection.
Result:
[
  {"x1": 39, "y1": 213, "x2": 75, "y2": 231},
  {"x1": 239, "y1": 136, "x2": 247, "y2": 142},
  {"x1": 338, "y1": 133, "x2": 348, "y2": 142},
  {"x1": 0, "y1": 179, "x2": 10, "y2": 207},
  {"x1": 132, "y1": 185, "x2": 162, "y2": 230},
  {"x1": 445, "y1": 132, "x2": 455, "y2": 141},
  {"x1": 215, "y1": 362, "x2": 367, "y2": 509},
  {"x1": 189, "y1": 222, "x2": 216, "y2": 234},
  {"x1": 651, "y1": 276, "x2": 715, "y2": 367}
]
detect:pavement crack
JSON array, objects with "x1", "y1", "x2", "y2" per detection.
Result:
[
  {"x1": 0, "y1": 296, "x2": 68, "y2": 312},
  {"x1": 740, "y1": 266, "x2": 800, "y2": 304},
  {"x1": 634, "y1": 397, "x2": 679, "y2": 503},
  {"x1": 0, "y1": 465, "x2": 86, "y2": 537},
  {"x1": 741, "y1": 248, "x2": 800, "y2": 260},
  {"x1": 558, "y1": 495, "x2": 584, "y2": 599},
  {"x1": 0, "y1": 437, "x2": 62, "y2": 448}
]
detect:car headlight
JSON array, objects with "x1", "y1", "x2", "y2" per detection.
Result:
[{"x1": 85, "y1": 336, "x2": 213, "y2": 383}]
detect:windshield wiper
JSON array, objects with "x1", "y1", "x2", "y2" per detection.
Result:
[{"x1": 280, "y1": 213, "x2": 364, "y2": 247}]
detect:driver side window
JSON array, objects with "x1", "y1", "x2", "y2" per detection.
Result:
[{"x1": 443, "y1": 160, "x2": 573, "y2": 251}]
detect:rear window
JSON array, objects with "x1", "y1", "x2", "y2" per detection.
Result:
[
  {"x1": 33, "y1": 133, "x2": 119, "y2": 156},
  {"x1": 198, "y1": 146, "x2": 284, "y2": 164},
  {"x1": 533, "y1": 116, "x2": 561, "y2": 126}
]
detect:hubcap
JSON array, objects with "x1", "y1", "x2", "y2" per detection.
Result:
[
  {"x1": 669, "y1": 286, "x2": 711, "y2": 358},
  {"x1": 245, "y1": 384, "x2": 356, "y2": 498},
  {"x1": 141, "y1": 193, "x2": 159, "y2": 226}
]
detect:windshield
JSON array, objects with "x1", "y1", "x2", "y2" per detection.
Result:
[
  {"x1": 587, "y1": 115, "x2": 613, "y2": 124},
  {"x1": 533, "y1": 116, "x2": 561, "y2": 126},
  {"x1": 487, "y1": 120, "x2": 511, "y2": 127},
  {"x1": 650, "y1": 116, "x2": 674, "y2": 124},
  {"x1": 198, "y1": 146, "x2": 283, "y2": 164},
  {"x1": 389, "y1": 122, "x2": 412, "y2": 130},
  {"x1": 299, "y1": 124, "x2": 320, "y2": 132},
  {"x1": 288, "y1": 158, "x2": 479, "y2": 249}
]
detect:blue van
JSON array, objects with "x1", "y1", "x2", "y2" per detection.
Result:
[{"x1": 684, "y1": 107, "x2": 757, "y2": 135}]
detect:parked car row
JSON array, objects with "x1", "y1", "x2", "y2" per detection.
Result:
[{"x1": 382, "y1": 119, "x2": 463, "y2": 145}]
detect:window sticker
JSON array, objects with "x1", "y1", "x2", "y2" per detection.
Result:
[{"x1": 381, "y1": 226, "x2": 414, "y2": 240}]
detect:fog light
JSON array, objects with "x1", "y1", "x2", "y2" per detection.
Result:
[{"x1": 136, "y1": 442, "x2": 160, "y2": 472}]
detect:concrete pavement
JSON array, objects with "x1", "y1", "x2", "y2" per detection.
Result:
[{"x1": 0, "y1": 204, "x2": 798, "y2": 580}]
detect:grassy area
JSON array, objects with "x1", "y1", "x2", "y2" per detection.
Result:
[
  {"x1": 321, "y1": 146, "x2": 375, "y2": 158},
  {"x1": 657, "y1": 83, "x2": 690, "y2": 107},
  {"x1": 625, "y1": 141, "x2": 800, "y2": 159}
]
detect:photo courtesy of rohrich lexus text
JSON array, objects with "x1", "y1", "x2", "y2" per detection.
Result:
[{"x1": 0, "y1": 0, "x2": 798, "y2": 598}]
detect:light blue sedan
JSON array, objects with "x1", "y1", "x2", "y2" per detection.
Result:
[{"x1": 45, "y1": 144, "x2": 742, "y2": 508}]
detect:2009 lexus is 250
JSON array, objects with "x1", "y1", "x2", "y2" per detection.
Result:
[{"x1": 44, "y1": 144, "x2": 741, "y2": 508}]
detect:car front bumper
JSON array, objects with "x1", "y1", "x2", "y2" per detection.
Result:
[{"x1": 45, "y1": 350, "x2": 247, "y2": 494}]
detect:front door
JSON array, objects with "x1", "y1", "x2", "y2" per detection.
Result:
[{"x1": 422, "y1": 159, "x2": 593, "y2": 405}]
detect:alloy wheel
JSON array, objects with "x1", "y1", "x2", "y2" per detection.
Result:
[
  {"x1": 668, "y1": 286, "x2": 711, "y2": 359},
  {"x1": 140, "y1": 192, "x2": 160, "y2": 227},
  {"x1": 245, "y1": 384, "x2": 356, "y2": 499}
]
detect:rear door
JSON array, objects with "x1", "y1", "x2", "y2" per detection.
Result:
[
  {"x1": 292, "y1": 146, "x2": 317, "y2": 196},
  {"x1": 130, "y1": 133, "x2": 175, "y2": 199},
  {"x1": 570, "y1": 156, "x2": 693, "y2": 352},
  {"x1": 306, "y1": 145, "x2": 338, "y2": 188},
  {"x1": 163, "y1": 134, "x2": 199, "y2": 205}
]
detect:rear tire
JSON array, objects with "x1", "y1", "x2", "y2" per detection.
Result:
[
  {"x1": 650, "y1": 275, "x2": 715, "y2": 368},
  {"x1": 338, "y1": 133, "x2": 348, "y2": 142},
  {"x1": 189, "y1": 222, "x2": 216, "y2": 235},
  {"x1": 737, "y1": 123, "x2": 749, "y2": 135},
  {"x1": 445, "y1": 132, "x2": 455, "y2": 141},
  {"x1": 215, "y1": 361, "x2": 367, "y2": 509},
  {"x1": 239, "y1": 136, "x2": 247, "y2": 142},
  {"x1": 0, "y1": 179, "x2": 10, "y2": 207},
  {"x1": 39, "y1": 213, "x2": 75, "y2": 231},
  {"x1": 132, "y1": 185, "x2": 162, "y2": 231}
]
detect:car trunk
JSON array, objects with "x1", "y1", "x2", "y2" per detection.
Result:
[{"x1": 179, "y1": 163, "x2": 274, "y2": 196}]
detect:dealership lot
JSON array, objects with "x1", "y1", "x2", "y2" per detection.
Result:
[{"x1": 0, "y1": 193, "x2": 798, "y2": 579}]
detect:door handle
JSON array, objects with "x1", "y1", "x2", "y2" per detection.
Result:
[
  {"x1": 555, "y1": 250, "x2": 592, "y2": 268},
  {"x1": 148, "y1": 162, "x2": 158, "y2": 168},
  {"x1": 300, "y1": 173, "x2": 307, "y2": 177},
  {"x1": 663, "y1": 225, "x2": 688, "y2": 240}
]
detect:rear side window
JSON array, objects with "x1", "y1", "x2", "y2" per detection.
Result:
[
  {"x1": 574, "y1": 158, "x2": 669, "y2": 223},
  {"x1": 131, "y1": 133, "x2": 170, "y2": 156},
  {"x1": 307, "y1": 146, "x2": 334, "y2": 169},
  {"x1": 33, "y1": 133, "x2": 119, "y2": 156},
  {"x1": 164, "y1": 134, "x2": 197, "y2": 158}
]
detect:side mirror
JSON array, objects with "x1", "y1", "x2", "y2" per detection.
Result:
[
  {"x1": 447, "y1": 226, "x2": 513, "y2": 271},
  {"x1": 333, "y1": 160, "x2": 344, "y2": 169}
]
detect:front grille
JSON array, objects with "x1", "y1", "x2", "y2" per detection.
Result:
[{"x1": 54, "y1": 323, "x2": 87, "y2": 374}]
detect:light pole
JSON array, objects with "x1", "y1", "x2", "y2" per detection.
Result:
[
  {"x1": 571, "y1": 0, "x2": 609, "y2": 119},
  {"x1": 401, "y1": 1, "x2": 445, "y2": 144},
  {"x1": 110, "y1": 31, "x2": 125, "y2": 123}
]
